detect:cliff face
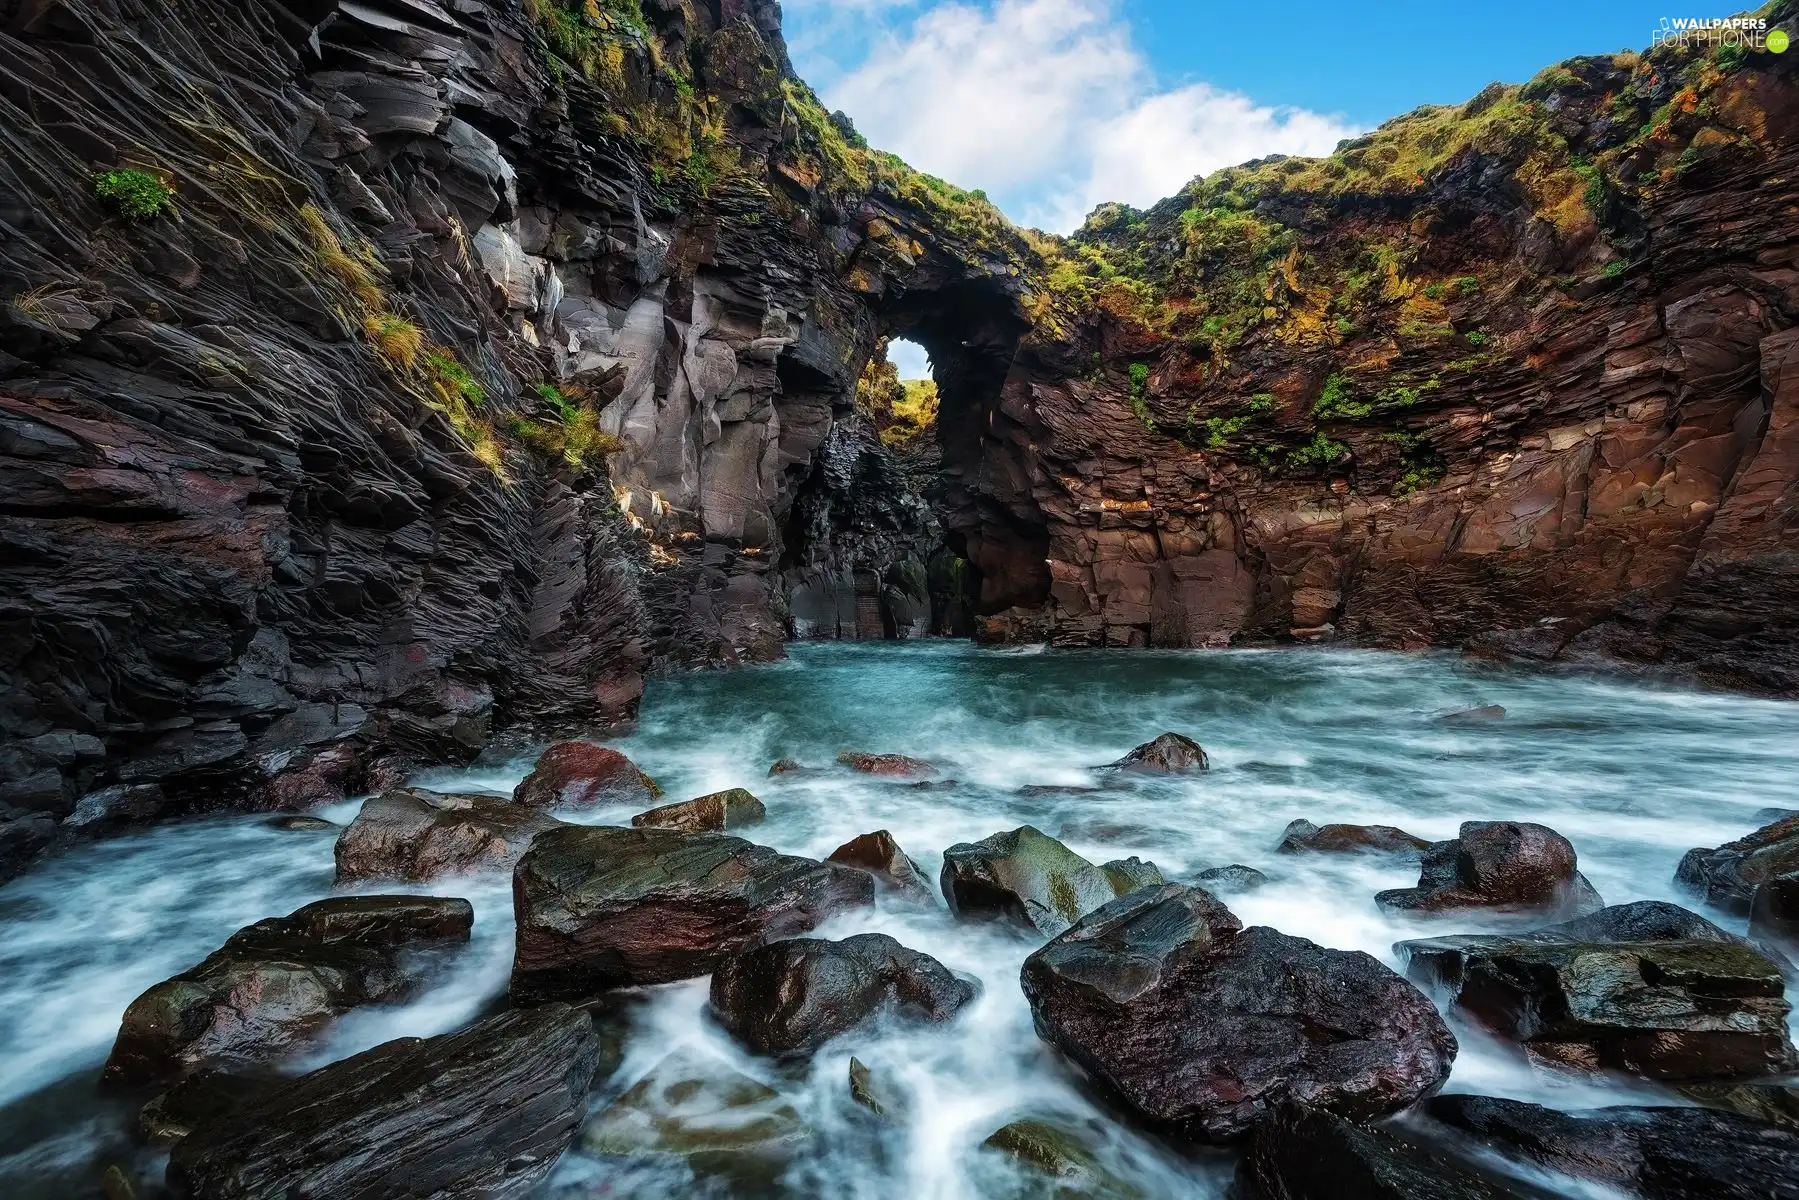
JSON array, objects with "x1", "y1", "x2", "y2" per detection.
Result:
[{"x1": 2, "y1": 0, "x2": 1797, "y2": 869}]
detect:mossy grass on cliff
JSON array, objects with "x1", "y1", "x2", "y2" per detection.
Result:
[
  {"x1": 510, "y1": 384, "x2": 623, "y2": 466},
  {"x1": 92, "y1": 168, "x2": 174, "y2": 221}
]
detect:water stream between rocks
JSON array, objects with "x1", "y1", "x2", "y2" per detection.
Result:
[{"x1": 3, "y1": 642, "x2": 1796, "y2": 1197}]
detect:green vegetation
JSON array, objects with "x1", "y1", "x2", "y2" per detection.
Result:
[
  {"x1": 363, "y1": 313, "x2": 423, "y2": 367},
  {"x1": 884, "y1": 378, "x2": 939, "y2": 446},
  {"x1": 93, "y1": 169, "x2": 174, "y2": 221},
  {"x1": 1198, "y1": 392, "x2": 1278, "y2": 449},
  {"x1": 511, "y1": 383, "x2": 622, "y2": 466},
  {"x1": 1387, "y1": 431, "x2": 1445, "y2": 495},
  {"x1": 1289, "y1": 432, "x2": 1349, "y2": 471},
  {"x1": 1463, "y1": 329, "x2": 1491, "y2": 347},
  {"x1": 1128, "y1": 362, "x2": 1154, "y2": 430}
]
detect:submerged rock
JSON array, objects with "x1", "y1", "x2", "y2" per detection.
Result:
[
  {"x1": 1277, "y1": 819, "x2": 1431, "y2": 857},
  {"x1": 168, "y1": 1005, "x2": 600, "y2": 1200},
  {"x1": 583, "y1": 1049, "x2": 808, "y2": 1180},
  {"x1": 334, "y1": 787, "x2": 563, "y2": 882},
  {"x1": 1751, "y1": 872, "x2": 1799, "y2": 945},
  {"x1": 1101, "y1": 856, "x2": 1165, "y2": 896},
  {"x1": 1376, "y1": 821, "x2": 1603, "y2": 918},
  {"x1": 940, "y1": 825, "x2": 1117, "y2": 937},
  {"x1": 1107, "y1": 733, "x2": 1208, "y2": 773},
  {"x1": 1243, "y1": 1103, "x2": 1515, "y2": 1200},
  {"x1": 980, "y1": 1116, "x2": 1142, "y2": 1197},
  {"x1": 511, "y1": 826, "x2": 873, "y2": 1000},
  {"x1": 1438, "y1": 704, "x2": 1507, "y2": 723},
  {"x1": 1020, "y1": 884, "x2": 1454, "y2": 1142},
  {"x1": 264, "y1": 814, "x2": 336, "y2": 832},
  {"x1": 836, "y1": 750, "x2": 935, "y2": 777},
  {"x1": 514, "y1": 741, "x2": 662, "y2": 809},
  {"x1": 1398, "y1": 904, "x2": 1797, "y2": 1081},
  {"x1": 1194, "y1": 864, "x2": 1270, "y2": 893},
  {"x1": 767, "y1": 757, "x2": 807, "y2": 776},
  {"x1": 710, "y1": 932, "x2": 976, "y2": 1057},
  {"x1": 848, "y1": 1056, "x2": 900, "y2": 1117},
  {"x1": 1425, "y1": 1092, "x2": 1799, "y2": 1200},
  {"x1": 1676, "y1": 812, "x2": 1799, "y2": 915},
  {"x1": 105, "y1": 895, "x2": 471, "y2": 1084},
  {"x1": 631, "y1": 787, "x2": 765, "y2": 833},
  {"x1": 826, "y1": 829, "x2": 935, "y2": 902}
]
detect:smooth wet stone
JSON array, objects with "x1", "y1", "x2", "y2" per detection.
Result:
[
  {"x1": 168, "y1": 1005, "x2": 600, "y2": 1200},
  {"x1": 848, "y1": 1056, "x2": 899, "y2": 1117},
  {"x1": 1376, "y1": 821, "x2": 1603, "y2": 918},
  {"x1": 105, "y1": 895, "x2": 472, "y2": 1084},
  {"x1": 1021, "y1": 885, "x2": 1454, "y2": 1143},
  {"x1": 630, "y1": 787, "x2": 765, "y2": 833},
  {"x1": 1678, "y1": 1079, "x2": 1799, "y2": 1131},
  {"x1": 710, "y1": 932, "x2": 977, "y2": 1057},
  {"x1": 1676, "y1": 812, "x2": 1799, "y2": 915},
  {"x1": 511, "y1": 826, "x2": 873, "y2": 1000},
  {"x1": 1750, "y1": 871, "x2": 1799, "y2": 945},
  {"x1": 826, "y1": 829, "x2": 935, "y2": 902},
  {"x1": 940, "y1": 825, "x2": 1117, "y2": 937},
  {"x1": 583, "y1": 1049, "x2": 809, "y2": 1177},
  {"x1": 334, "y1": 787, "x2": 563, "y2": 882},
  {"x1": 514, "y1": 741, "x2": 662, "y2": 809},
  {"x1": 1277, "y1": 818, "x2": 1431, "y2": 857},
  {"x1": 1424, "y1": 1092, "x2": 1799, "y2": 1200},
  {"x1": 1242, "y1": 1102, "x2": 1515, "y2": 1200},
  {"x1": 263, "y1": 814, "x2": 336, "y2": 832},
  {"x1": 1398, "y1": 907, "x2": 1798, "y2": 1082},
  {"x1": 981, "y1": 1117, "x2": 1142, "y2": 1197},
  {"x1": 1107, "y1": 732, "x2": 1208, "y2": 773},
  {"x1": 1100, "y1": 856, "x2": 1164, "y2": 896},
  {"x1": 1194, "y1": 864, "x2": 1269, "y2": 893},
  {"x1": 836, "y1": 750, "x2": 935, "y2": 777}
]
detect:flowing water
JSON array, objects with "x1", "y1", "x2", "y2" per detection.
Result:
[{"x1": 3, "y1": 642, "x2": 1797, "y2": 1197}]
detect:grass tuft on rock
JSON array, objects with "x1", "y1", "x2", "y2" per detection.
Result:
[{"x1": 93, "y1": 169, "x2": 174, "y2": 221}]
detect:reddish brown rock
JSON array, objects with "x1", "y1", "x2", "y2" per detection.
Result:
[
  {"x1": 826, "y1": 829, "x2": 935, "y2": 901},
  {"x1": 1678, "y1": 813, "x2": 1799, "y2": 915},
  {"x1": 334, "y1": 788, "x2": 564, "y2": 883},
  {"x1": 836, "y1": 750, "x2": 936, "y2": 778},
  {"x1": 513, "y1": 742, "x2": 662, "y2": 809},
  {"x1": 1378, "y1": 821, "x2": 1603, "y2": 919},
  {"x1": 1108, "y1": 732, "x2": 1208, "y2": 773},
  {"x1": 1278, "y1": 819, "x2": 1432, "y2": 857},
  {"x1": 631, "y1": 787, "x2": 765, "y2": 833}
]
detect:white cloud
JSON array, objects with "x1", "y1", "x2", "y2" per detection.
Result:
[{"x1": 810, "y1": 0, "x2": 1361, "y2": 232}]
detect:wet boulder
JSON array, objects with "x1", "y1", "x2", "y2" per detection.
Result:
[
  {"x1": 511, "y1": 826, "x2": 873, "y2": 1000},
  {"x1": 138, "y1": 1071, "x2": 275, "y2": 1147},
  {"x1": 513, "y1": 741, "x2": 662, "y2": 808},
  {"x1": 1438, "y1": 704, "x2": 1506, "y2": 723},
  {"x1": 105, "y1": 895, "x2": 471, "y2": 1085},
  {"x1": 1021, "y1": 884, "x2": 1455, "y2": 1143},
  {"x1": 1751, "y1": 871, "x2": 1799, "y2": 946},
  {"x1": 1376, "y1": 821, "x2": 1603, "y2": 919},
  {"x1": 168, "y1": 1005, "x2": 600, "y2": 1200},
  {"x1": 767, "y1": 757, "x2": 807, "y2": 776},
  {"x1": 1277, "y1": 819, "x2": 1431, "y2": 857},
  {"x1": 980, "y1": 1116, "x2": 1142, "y2": 1197},
  {"x1": 1242, "y1": 1103, "x2": 1515, "y2": 1200},
  {"x1": 334, "y1": 788, "x2": 563, "y2": 883},
  {"x1": 1195, "y1": 864, "x2": 1270, "y2": 893},
  {"x1": 836, "y1": 750, "x2": 935, "y2": 777},
  {"x1": 265, "y1": 814, "x2": 336, "y2": 832},
  {"x1": 826, "y1": 829, "x2": 935, "y2": 902},
  {"x1": 1101, "y1": 856, "x2": 1165, "y2": 896},
  {"x1": 940, "y1": 825, "x2": 1118, "y2": 937},
  {"x1": 1107, "y1": 732, "x2": 1208, "y2": 773},
  {"x1": 1397, "y1": 905, "x2": 1797, "y2": 1081},
  {"x1": 1679, "y1": 1079, "x2": 1799, "y2": 1131},
  {"x1": 1424, "y1": 1093, "x2": 1799, "y2": 1200},
  {"x1": 1675, "y1": 812, "x2": 1799, "y2": 915},
  {"x1": 631, "y1": 787, "x2": 766, "y2": 833},
  {"x1": 709, "y1": 932, "x2": 977, "y2": 1057}
]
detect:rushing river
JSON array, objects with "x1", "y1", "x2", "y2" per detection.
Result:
[{"x1": 3, "y1": 642, "x2": 1797, "y2": 1197}]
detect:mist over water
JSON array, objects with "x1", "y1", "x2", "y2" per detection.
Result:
[{"x1": 4, "y1": 642, "x2": 1797, "y2": 1196}]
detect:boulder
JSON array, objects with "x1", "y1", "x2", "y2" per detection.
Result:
[
  {"x1": 1194, "y1": 864, "x2": 1269, "y2": 893},
  {"x1": 1376, "y1": 821, "x2": 1603, "y2": 918},
  {"x1": 511, "y1": 826, "x2": 873, "y2": 1000},
  {"x1": 1675, "y1": 812, "x2": 1799, "y2": 914},
  {"x1": 1101, "y1": 856, "x2": 1165, "y2": 896},
  {"x1": 1425, "y1": 1092, "x2": 1799, "y2": 1200},
  {"x1": 1750, "y1": 871, "x2": 1799, "y2": 945},
  {"x1": 825, "y1": 829, "x2": 935, "y2": 902},
  {"x1": 980, "y1": 1117, "x2": 1142, "y2": 1197},
  {"x1": 709, "y1": 932, "x2": 977, "y2": 1057},
  {"x1": 940, "y1": 825, "x2": 1117, "y2": 937},
  {"x1": 167, "y1": 1005, "x2": 600, "y2": 1200},
  {"x1": 1679, "y1": 1079, "x2": 1799, "y2": 1131},
  {"x1": 1397, "y1": 906, "x2": 1797, "y2": 1081},
  {"x1": 265, "y1": 814, "x2": 336, "y2": 832},
  {"x1": 836, "y1": 750, "x2": 935, "y2": 777},
  {"x1": 1242, "y1": 1103, "x2": 1515, "y2": 1200},
  {"x1": 767, "y1": 757, "x2": 806, "y2": 776},
  {"x1": 631, "y1": 787, "x2": 765, "y2": 833},
  {"x1": 848, "y1": 1055, "x2": 900, "y2": 1117},
  {"x1": 1277, "y1": 819, "x2": 1431, "y2": 857},
  {"x1": 1438, "y1": 704, "x2": 1506, "y2": 723},
  {"x1": 1020, "y1": 885, "x2": 1455, "y2": 1142},
  {"x1": 105, "y1": 895, "x2": 472, "y2": 1085},
  {"x1": 334, "y1": 788, "x2": 563, "y2": 883},
  {"x1": 1107, "y1": 733, "x2": 1208, "y2": 773},
  {"x1": 513, "y1": 741, "x2": 662, "y2": 808}
]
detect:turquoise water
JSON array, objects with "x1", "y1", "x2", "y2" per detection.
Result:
[{"x1": 3, "y1": 642, "x2": 1797, "y2": 1196}]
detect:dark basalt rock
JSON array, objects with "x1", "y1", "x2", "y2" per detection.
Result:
[
  {"x1": 1676, "y1": 813, "x2": 1799, "y2": 915},
  {"x1": 167, "y1": 1005, "x2": 601, "y2": 1200},
  {"x1": 1020, "y1": 884, "x2": 1454, "y2": 1142},
  {"x1": 1398, "y1": 905, "x2": 1798, "y2": 1081},
  {"x1": 1107, "y1": 733, "x2": 1208, "y2": 773},
  {"x1": 105, "y1": 895, "x2": 472, "y2": 1085},
  {"x1": 1194, "y1": 863, "x2": 1270, "y2": 893},
  {"x1": 826, "y1": 829, "x2": 935, "y2": 902},
  {"x1": 1424, "y1": 1092, "x2": 1799, "y2": 1200},
  {"x1": 940, "y1": 825, "x2": 1117, "y2": 937},
  {"x1": 138, "y1": 1071, "x2": 276, "y2": 1148},
  {"x1": 709, "y1": 932, "x2": 977, "y2": 1057},
  {"x1": 1376, "y1": 821, "x2": 1603, "y2": 918},
  {"x1": 1277, "y1": 819, "x2": 1431, "y2": 857},
  {"x1": 631, "y1": 787, "x2": 765, "y2": 833},
  {"x1": 1242, "y1": 1103, "x2": 1517, "y2": 1200},
  {"x1": 334, "y1": 787, "x2": 564, "y2": 882},
  {"x1": 1679, "y1": 1079, "x2": 1799, "y2": 1131},
  {"x1": 514, "y1": 742, "x2": 662, "y2": 809},
  {"x1": 1752, "y1": 872, "x2": 1799, "y2": 945},
  {"x1": 511, "y1": 826, "x2": 873, "y2": 1000},
  {"x1": 1101, "y1": 856, "x2": 1165, "y2": 895},
  {"x1": 836, "y1": 750, "x2": 936, "y2": 777}
]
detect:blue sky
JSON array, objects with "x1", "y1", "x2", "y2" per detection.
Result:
[{"x1": 784, "y1": 0, "x2": 1671, "y2": 379}]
